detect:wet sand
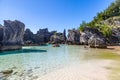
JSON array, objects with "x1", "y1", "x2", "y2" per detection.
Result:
[
  {"x1": 37, "y1": 60, "x2": 113, "y2": 80},
  {"x1": 107, "y1": 46, "x2": 120, "y2": 55}
]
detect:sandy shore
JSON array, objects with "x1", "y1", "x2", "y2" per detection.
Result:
[
  {"x1": 36, "y1": 60, "x2": 113, "y2": 80},
  {"x1": 107, "y1": 46, "x2": 120, "y2": 55}
]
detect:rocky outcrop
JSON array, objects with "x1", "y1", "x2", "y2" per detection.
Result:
[
  {"x1": 80, "y1": 27, "x2": 103, "y2": 45},
  {"x1": 67, "y1": 29, "x2": 80, "y2": 44},
  {"x1": 23, "y1": 28, "x2": 56, "y2": 45},
  {"x1": 88, "y1": 34, "x2": 107, "y2": 48},
  {"x1": 36, "y1": 28, "x2": 55, "y2": 43},
  {"x1": 110, "y1": 27, "x2": 120, "y2": 43},
  {"x1": 50, "y1": 32, "x2": 66, "y2": 44},
  {"x1": 0, "y1": 20, "x2": 25, "y2": 51},
  {"x1": 67, "y1": 27, "x2": 107, "y2": 48},
  {"x1": 23, "y1": 28, "x2": 35, "y2": 44},
  {"x1": 101, "y1": 17, "x2": 120, "y2": 44}
]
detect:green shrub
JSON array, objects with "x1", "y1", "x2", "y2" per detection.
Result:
[{"x1": 100, "y1": 24, "x2": 112, "y2": 37}]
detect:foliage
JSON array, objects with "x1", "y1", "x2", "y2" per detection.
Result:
[
  {"x1": 78, "y1": 0, "x2": 119, "y2": 37},
  {"x1": 87, "y1": 0, "x2": 120, "y2": 27},
  {"x1": 79, "y1": 21, "x2": 88, "y2": 31},
  {"x1": 100, "y1": 24, "x2": 113, "y2": 37}
]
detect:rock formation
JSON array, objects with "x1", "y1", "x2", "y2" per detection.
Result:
[
  {"x1": 67, "y1": 29, "x2": 80, "y2": 44},
  {"x1": 80, "y1": 27, "x2": 103, "y2": 45},
  {"x1": 0, "y1": 20, "x2": 25, "y2": 51},
  {"x1": 50, "y1": 32, "x2": 66, "y2": 44},
  {"x1": 88, "y1": 34, "x2": 107, "y2": 48},
  {"x1": 23, "y1": 28, "x2": 56, "y2": 45},
  {"x1": 23, "y1": 28, "x2": 35, "y2": 44},
  {"x1": 36, "y1": 28, "x2": 55, "y2": 43}
]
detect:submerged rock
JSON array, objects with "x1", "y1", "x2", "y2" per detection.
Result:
[
  {"x1": 0, "y1": 20, "x2": 25, "y2": 51},
  {"x1": 53, "y1": 44, "x2": 60, "y2": 47},
  {"x1": 0, "y1": 70, "x2": 13, "y2": 75}
]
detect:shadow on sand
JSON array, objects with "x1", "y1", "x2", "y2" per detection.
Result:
[{"x1": 0, "y1": 49, "x2": 47, "y2": 56}]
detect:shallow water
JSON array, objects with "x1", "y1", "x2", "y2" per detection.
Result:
[{"x1": 0, "y1": 45, "x2": 120, "y2": 79}]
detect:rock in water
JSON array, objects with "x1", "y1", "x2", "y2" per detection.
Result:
[
  {"x1": 0, "y1": 20, "x2": 25, "y2": 51},
  {"x1": 53, "y1": 44, "x2": 60, "y2": 47},
  {"x1": 88, "y1": 34, "x2": 107, "y2": 48},
  {"x1": 0, "y1": 70, "x2": 13, "y2": 75}
]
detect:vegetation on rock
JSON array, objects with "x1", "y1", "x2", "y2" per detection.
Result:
[{"x1": 79, "y1": 0, "x2": 120, "y2": 37}]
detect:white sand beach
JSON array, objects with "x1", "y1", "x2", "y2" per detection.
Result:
[{"x1": 37, "y1": 60, "x2": 113, "y2": 80}]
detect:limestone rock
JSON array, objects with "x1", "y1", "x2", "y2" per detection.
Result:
[
  {"x1": 88, "y1": 34, "x2": 107, "y2": 48},
  {"x1": 0, "y1": 20, "x2": 25, "y2": 51},
  {"x1": 67, "y1": 29, "x2": 80, "y2": 44}
]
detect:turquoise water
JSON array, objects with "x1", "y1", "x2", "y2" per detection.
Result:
[{"x1": 0, "y1": 45, "x2": 118, "y2": 78}]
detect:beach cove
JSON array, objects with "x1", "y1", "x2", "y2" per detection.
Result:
[{"x1": 0, "y1": 45, "x2": 120, "y2": 80}]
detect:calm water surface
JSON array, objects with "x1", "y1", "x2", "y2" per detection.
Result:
[{"x1": 0, "y1": 45, "x2": 119, "y2": 77}]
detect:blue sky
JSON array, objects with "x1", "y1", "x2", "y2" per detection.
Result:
[{"x1": 0, "y1": 0, "x2": 115, "y2": 33}]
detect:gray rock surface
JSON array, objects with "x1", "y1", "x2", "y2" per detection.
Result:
[
  {"x1": 88, "y1": 34, "x2": 107, "y2": 48},
  {"x1": 0, "y1": 20, "x2": 25, "y2": 51},
  {"x1": 24, "y1": 28, "x2": 57, "y2": 45},
  {"x1": 50, "y1": 32, "x2": 66, "y2": 44},
  {"x1": 67, "y1": 29, "x2": 80, "y2": 44},
  {"x1": 80, "y1": 27, "x2": 103, "y2": 45}
]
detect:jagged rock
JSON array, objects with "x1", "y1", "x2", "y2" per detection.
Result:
[
  {"x1": 23, "y1": 28, "x2": 56, "y2": 45},
  {"x1": 111, "y1": 28, "x2": 120, "y2": 43},
  {"x1": 36, "y1": 28, "x2": 54, "y2": 43},
  {"x1": 80, "y1": 27, "x2": 103, "y2": 45},
  {"x1": 23, "y1": 28, "x2": 44, "y2": 45},
  {"x1": 67, "y1": 29, "x2": 80, "y2": 44},
  {"x1": 23, "y1": 28, "x2": 35, "y2": 44},
  {"x1": 88, "y1": 34, "x2": 107, "y2": 48},
  {"x1": 0, "y1": 20, "x2": 25, "y2": 51},
  {"x1": 63, "y1": 29, "x2": 67, "y2": 41},
  {"x1": 50, "y1": 32, "x2": 65, "y2": 44},
  {"x1": 80, "y1": 32, "x2": 89, "y2": 45}
]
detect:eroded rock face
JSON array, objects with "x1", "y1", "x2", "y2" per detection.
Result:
[
  {"x1": 36, "y1": 28, "x2": 53, "y2": 43},
  {"x1": 23, "y1": 28, "x2": 57, "y2": 45},
  {"x1": 80, "y1": 27, "x2": 103, "y2": 45},
  {"x1": 50, "y1": 33, "x2": 66, "y2": 44},
  {"x1": 23, "y1": 28, "x2": 36, "y2": 45},
  {"x1": 67, "y1": 29, "x2": 80, "y2": 44},
  {"x1": 111, "y1": 28, "x2": 120, "y2": 43},
  {"x1": 0, "y1": 20, "x2": 25, "y2": 51},
  {"x1": 88, "y1": 34, "x2": 107, "y2": 48}
]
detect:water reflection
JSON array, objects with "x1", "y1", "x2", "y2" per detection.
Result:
[{"x1": 0, "y1": 49, "x2": 47, "y2": 55}]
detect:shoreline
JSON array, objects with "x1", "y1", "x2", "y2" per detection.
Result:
[{"x1": 37, "y1": 60, "x2": 114, "y2": 80}]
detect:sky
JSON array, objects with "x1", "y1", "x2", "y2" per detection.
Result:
[{"x1": 0, "y1": 0, "x2": 115, "y2": 33}]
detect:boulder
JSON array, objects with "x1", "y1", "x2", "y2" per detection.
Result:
[
  {"x1": 0, "y1": 20, "x2": 25, "y2": 51},
  {"x1": 88, "y1": 34, "x2": 107, "y2": 48},
  {"x1": 67, "y1": 29, "x2": 80, "y2": 44}
]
